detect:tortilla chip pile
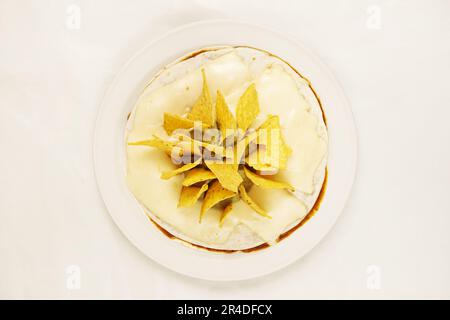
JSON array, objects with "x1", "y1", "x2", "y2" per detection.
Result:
[{"x1": 129, "y1": 70, "x2": 294, "y2": 224}]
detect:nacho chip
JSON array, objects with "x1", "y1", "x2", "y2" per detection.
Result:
[
  {"x1": 187, "y1": 69, "x2": 214, "y2": 127},
  {"x1": 128, "y1": 136, "x2": 174, "y2": 153},
  {"x1": 245, "y1": 161, "x2": 276, "y2": 172},
  {"x1": 172, "y1": 141, "x2": 202, "y2": 158},
  {"x1": 128, "y1": 135, "x2": 202, "y2": 163},
  {"x1": 170, "y1": 133, "x2": 209, "y2": 158},
  {"x1": 215, "y1": 90, "x2": 236, "y2": 140},
  {"x1": 238, "y1": 185, "x2": 270, "y2": 218},
  {"x1": 182, "y1": 168, "x2": 216, "y2": 186},
  {"x1": 200, "y1": 180, "x2": 236, "y2": 221},
  {"x1": 178, "y1": 183, "x2": 208, "y2": 207},
  {"x1": 199, "y1": 142, "x2": 225, "y2": 160},
  {"x1": 258, "y1": 114, "x2": 279, "y2": 131},
  {"x1": 230, "y1": 130, "x2": 259, "y2": 168},
  {"x1": 161, "y1": 158, "x2": 201, "y2": 180},
  {"x1": 243, "y1": 166, "x2": 294, "y2": 191},
  {"x1": 175, "y1": 133, "x2": 225, "y2": 159},
  {"x1": 256, "y1": 115, "x2": 291, "y2": 169},
  {"x1": 163, "y1": 113, "x2": 196, "y2": 135},
  {"x1": 245, "y1": 145, "x2": 275, "y2": 172},
  {"x1": 220, "y1": 202, "x2": 233, "y2": 226},
  {"x1": 201, "y1": 127, "x2": 222, "y2": 146},
  {"x1": 204, "y1": 160, "x2": 243, "y2": 192},
  {"x1": 236, "y1": 83, "x2": 259, "y2": 131}
]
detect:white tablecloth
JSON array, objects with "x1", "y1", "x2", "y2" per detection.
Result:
[{"x1": 1, "y1": 0, "x2": 449, "y2": 299}]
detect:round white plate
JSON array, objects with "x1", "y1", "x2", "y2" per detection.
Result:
[{"x1": 93, "y1": 20, "x2": 357, "y2": 281}]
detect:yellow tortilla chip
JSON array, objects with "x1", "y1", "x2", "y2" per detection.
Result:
[
  {"x1": 215, "y1": 90, "x2": 237, "y2": 140},
  {"x1": 245, "y1": 153, "x2": 287, "y2": 173},
  {"x1": 201, "y1": 127, "x2": 222, "y2": 146},
  {"x1": 174, "y1": 133, "x2": 225, "y2": 160},
  {"x1": 187, "y1": 69, "x2": 214, "y2": 127},
  {"x1": 178, "y1": 183, "x2": 208, "y2": 207},
  {"x1": 243, "y1": 166, "x2": 295, "y2": 191},
  {"x1": 236, "y1": 84, "x2": 259, "y2": 131},
  {"x1": 174, "y1": 133, "x2": 219, "y2": 157},
  {"x1": 198, "y1": 141, "x2": 225, "y2": 160},
  {"x1": 182, "y1": 168, "x2": 216, "y2": 186},
  {"x1": 128, "y1": 135, "x2": 201, "y2": 161},
  {"x1": 238, "y1": 185, "x2": 270, "y2": 218},
  {"x1": 245, "y1": 162, "x2": 275, "y2": 172},
  {"x1": 256, "y1": 115, "x2": 291, "y2": 169},
  {"x1": 245, "y1": 145, "x2": 274, "y2": 171},
  {"x1": 161, "y1": 158, "x2": 201, "y2": 180},
  {"x1": 258, "y1": 114, "x2": 279, "y2": 130},
  {"x1": 220, "y1": 202, "x2": 233, "y2": 226},
  {"x1": 230, "y1": 130, "x2": 259, "y2": 168},
  {"x1": 204, "y1": 160, "x2": 243, "y2": 192},
  {"x1": 200, "y1": 180, "x2": 236, "y2": 221},
  {"x1": 128, "y1": 136, "x2": 174, "y2": 153},
  {"x1": 163, "y1": 113, "x2": 196, "y2": 135},
  {"x1": 172, "y1": 141, "x2": 202, "y2": 158}
]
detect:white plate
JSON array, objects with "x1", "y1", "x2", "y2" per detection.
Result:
[{"x1": 93, "y1": 20, "x2": 357, "y2": 281}]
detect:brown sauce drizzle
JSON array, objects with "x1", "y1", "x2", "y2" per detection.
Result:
[
  {"x1": 142, "y1": 46, "x2": 328, "y2": 254},
  {"x1": 147, "y1": 215, "x2": 272, "y2": 254},
  {"x1": 178, "y1": 46, "x2": 228, "y2": 62}
]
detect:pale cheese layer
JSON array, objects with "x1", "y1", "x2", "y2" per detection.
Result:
[{"x1": 126, "y1": 48, "x2": 327, "y2": 247}]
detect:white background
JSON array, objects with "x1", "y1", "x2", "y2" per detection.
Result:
[{"x1": 1, "y1": 0, "x2": 449, "y2": 299}]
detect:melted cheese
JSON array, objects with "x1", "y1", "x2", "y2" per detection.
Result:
[
  {"x1": 126, "y1": 48, "x2": 327, "y2": 248},
  {"x1": 256, "y1": 65, "x2": 310, "y2": 118},
  {"x1": 281, "y1": 109, "x2": 328, "y2": 194},
  {"x1": 229, "y1": 188, "x2": 307, "y2": 244}
]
